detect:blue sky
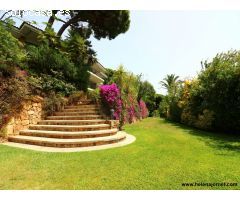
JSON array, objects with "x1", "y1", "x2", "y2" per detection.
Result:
[
  {"x1": 90, "y1": 11, "x2": 240, "y2": 94},
  {"x1": 5, "y1": 10, "x2": 240, "y2": 94}
]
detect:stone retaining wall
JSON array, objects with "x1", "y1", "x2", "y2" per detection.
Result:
[
  {"x1": 109, "y1": 120, "x2": 120, "y2": 129},
  {"x1": 0, "y1": 95, "x2": 119, "y2": 138},
  {"x1": 1, "y1": 96, "x2": 44, "y2": 136}
]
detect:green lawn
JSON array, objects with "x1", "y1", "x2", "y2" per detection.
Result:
[{"x1": 0, "y1": 117, "x2": 240, "y2": 190}]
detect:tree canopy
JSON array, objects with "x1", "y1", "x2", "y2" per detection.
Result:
[
  {"x1": 47, "y1": 10, "x2": 130, "y2": 39},
  {"x1": 137, "y1": 80, "x2": 156, "y2": 116},
  {"x1": 160, "y1": 74, "x2": 180, "y2": 94}
]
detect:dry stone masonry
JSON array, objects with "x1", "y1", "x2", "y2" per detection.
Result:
[{"x1": 1, "y1": 96, "x2": 44, "y2": 136}]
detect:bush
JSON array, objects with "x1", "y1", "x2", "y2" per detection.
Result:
[
  {"x1": 28, "y1": 74, "x2": 77, "y2": 96},
  {"x1": 138, "y1": 81, "x2": 156, "y2": 116},
  {"x1": 169, "y1": 101, "x2": 182, "y2": 122},
  {"x1": 0, "y1": 22, "x2": 26, "y2": 77},
  {"x1": 99, "y1": 82, "x2": 149, "y2": 125},
  {"x1": 194, "y1": 109, "x2": 215, "y2": 130},
  {"x1": 125, "y1": 95, "x2": 141, "y2": 123},
  {"x1": 26, "y1": 44, "x2": 77, "y2": 83},
  {"x1": 43, "y1": 92, "x2": 67, "y2": 116},
  {"x1": 139, "y1": 99, "x2": 149, "y2": 119},
  {"x1": 152, "y1": 110, "x2": 160, "y2": 117},
  {"x1": 159, "y1": 97, "x2": 169, "y2": 118},
  {"x1": 0, "y1": 76, "x2": 30, "y2": 114},
  {"x1": 105, "y1": 65, "x2": 147, "y2": 127},
  {"x1": 26, "y1": 43, "x2": 92, "y2": 92},
  {"x1": 68, "y1": 91, "x2": 87, "y2": 105},
  {"x1": 0, "y1": 76, "x2": 30, "y2": 130},
  {"x1": 159, "y1": 96, "x2": 182, "y2": 122},
  {"x1": 87, "y1": 89, "x2": 100, "y2": 103},
  {"x1": 185, "y1": 51, "x2": 240, "y2": 132},
  {"x1": 99, "y1": 83, "x2": 122, "y2": 120}
]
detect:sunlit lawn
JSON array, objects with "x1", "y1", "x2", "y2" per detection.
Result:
[{"x1": 0, "y1": 117, "x2": 240, "y2": 189}]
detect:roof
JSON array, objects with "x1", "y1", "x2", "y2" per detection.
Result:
[
  {"x1": 19, "y1": 21, "x2": 43, "y2": 33},
  {"x1": 8, "y1": 21, "x2": 42, "y2": 45},
  {"x1": 96, "y1": 61, "x2": 107, "y2": 71}
]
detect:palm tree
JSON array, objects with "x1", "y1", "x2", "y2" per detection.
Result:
[
  {"x1": 160, "y1": 74, "x2": 180, "y2": 94},
  {"x1": 159, "y1": 74, "x2": 181, "y2": 119}
]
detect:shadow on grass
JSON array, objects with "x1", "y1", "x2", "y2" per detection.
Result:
[{"x1": 160, "y1": 119, "x2": 240, "y2": 152}]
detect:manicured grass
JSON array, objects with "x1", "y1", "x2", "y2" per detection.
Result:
[{"x1": 0, "y1": 118, "x2": 240, "y2": 189}]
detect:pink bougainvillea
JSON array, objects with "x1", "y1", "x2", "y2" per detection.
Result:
[
  {"x1": 125, "y1": 95, "x2": 139, "y2": 123},
  {"x1": 139, "y1": 99, "x2": 149, "y2": 118},
  {"x1": 99, "y1": 84, "x2": 149, "y2": 123},
  {"x1": 99, "y1": 83, "x2": 122, "y2": 120},
  {"x1": 127, "y1": 105, "x2": 135, "y2": 123},
  {"x1": 114, "y1": 98, "x2": 122, "y2": 120}
]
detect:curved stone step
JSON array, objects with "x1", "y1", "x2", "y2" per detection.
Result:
[
  {"x1": 76, "y1": 100, "x2": 93, "y2": 104},
  {"x1": 5, "y1": 132, "x2": 135, "y2": 152},
  {"x1": 46, "y1": 115, "x2": 104, "y2": 120},
  {"x1": 70, "y1": 101, "x2": 93, "y2": 106},
  {"x1": 8, "y1": 131, "x2": 126, "y2": 148},
  {"x1": 29, "y1": 124, "x2": 110, "y2": 131},
  {"x1": 6, "y1": 99, "x2": 128, "y2": 151},
  {"x1": 65, "y1": 105, "x2": 99, "y2": 109},
  {"x1": 54, "y1": 111, "x2": 100, "y2": 116},
  {"x1": 63, "y1": 108, "x2": 100, "y2": 112},
  {"x1": 38, "y1": 119, "x2": 108, "y2": 125},
  {"x1": 19, "y1": 128, "x2": 118, "y2": 139}
]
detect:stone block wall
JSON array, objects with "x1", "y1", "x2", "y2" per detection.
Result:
[
  {"x1": 1, "y1": 96, "x2": 44, "y2": 136},
  {"x1": 108, "y1": 120, "x2": 120, "y2": 129}
]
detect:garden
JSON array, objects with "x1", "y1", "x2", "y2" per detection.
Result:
[
  {"x1": 0, "y1": 11, "x2": 152, "y2": 135},
  {"x1": 1, "y1": 118, "x2": 240, "y2": 189},
  {"x1": 0, "y1": 10, "x2": 240, "y2": 190}
]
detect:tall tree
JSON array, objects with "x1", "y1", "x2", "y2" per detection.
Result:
[
  {"x1": 63, "y1": 30, "x2": 96, "y2": 91},
  {"x1": 159, "y1": 74, "x2": 182, "y2": 121},
  {"x1": 46, "y1": 10, "x2": 130, "y2": 39},
  {"x1": 63, "y1": 29, "x2": 96, "y2": 65},
  {"x1": 138, "y1": 80, "x2": 156, "y2": 101},
  {"x1": 160, "y1": 74, "x2": 180, "y2": 95},
  {"x1": 45, "y1": 10, "x2": 58, "y2": 30}
]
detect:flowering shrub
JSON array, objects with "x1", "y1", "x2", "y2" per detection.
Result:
[
  {"x1": 99, "y1": 83, "x2": 149, "y2": 125},
  {"x1": 99, "y1": 84, "x2": 122, "y2": 120},
  {"x1": 114, "y1": 99, "x2": 122, "y2": 120},
  {"x1": 99, "y1": 83, "x2": 120, "y2": 107},
  {"x1": 127, "y1": 105, "x2": 135, "y2": 123},
  {"x1": 139, "y1": 99, "x2": 149, "y2": 118},
  {"x1": 125, "y1": 95, "x2": 141, "y2": 123}
]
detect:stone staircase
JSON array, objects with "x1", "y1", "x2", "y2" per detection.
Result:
[{"x1": 6, "y1": 99, "x2": 132, "y2": 151}]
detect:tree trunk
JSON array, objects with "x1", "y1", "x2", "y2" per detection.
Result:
[
  {"x1": 45, "y1": 10, "x2": 58, "y2": 30},
  {"x1": 57, "y1": 15, "x2": 80, "y2": 37}
]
